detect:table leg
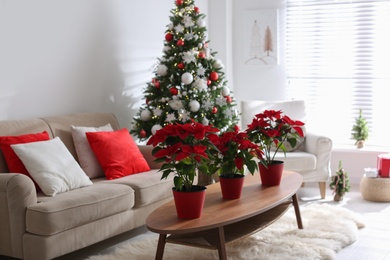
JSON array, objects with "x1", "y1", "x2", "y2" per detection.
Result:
[
  {"x1": 216, "y1": 227, "x2": 227, "y2": 260},
  {"x1": 292, "y1": 193, "x2": 303, "y2": 229},
  {"x1": 155, "y1": 234, "x2": 167, "y2": 260}
]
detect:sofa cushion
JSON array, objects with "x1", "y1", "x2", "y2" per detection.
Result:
[
  {"x1": 0, "y1": 131, "x2": 50, "y2": 191},
  {"x1": 26, "y1": 183, "x2": 134, "y2": 236},
  {"x1": 11, "y1": 137, "x2": 92, "y2": 196},
  {"x1": 86, "y1": 129, "x2": 150, "y2": 180},
  {"x1": 71, "y1": 124, "x2": 113, "y2": 179},
  {"x1": 99, "y1": 169, "x2": 173, "y2": 208},
  {"x1": 273, "y1": 151, "x2": 316, "y2": 171}
]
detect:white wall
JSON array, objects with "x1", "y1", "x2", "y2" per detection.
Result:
[{"x1": 0, "y1": 0, "x2": 208, "y2": 129}]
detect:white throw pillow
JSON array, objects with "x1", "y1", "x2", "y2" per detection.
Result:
[
  {"x1": 11, "y1": 137, "x2": 93, "y2": 196},
  {"x1": 71, "y1": 124, "x2": 113, "y2": 178}
]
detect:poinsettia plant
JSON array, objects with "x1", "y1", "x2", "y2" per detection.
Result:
[
  {"x1": 208, "y1": 127, "x2": 263, "y2": 178},
  {"x1": 147, "y1": 120, "x2": 219, "y2": 192},
  {"x1": 245, "y1": 110, "x2": 305, "y2": 166}
]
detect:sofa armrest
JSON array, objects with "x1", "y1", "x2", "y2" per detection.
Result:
[
  {"x1": 0, "y1": 173, "x2": 37, "y2": 259},
  {"x1": 138, "y1": 145, "x2": 163, "y2": 169}
]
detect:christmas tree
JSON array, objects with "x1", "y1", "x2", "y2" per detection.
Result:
[
  {"x1": 131, "y1": 0, "x2": 239, "y2": 141},
  {"x1": 351, "y1": 109, "x2": 369, "y2": 148}
]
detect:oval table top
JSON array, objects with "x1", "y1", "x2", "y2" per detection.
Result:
[{"x1": 146, "y1": 171, "x2": 302, "y2": 234}]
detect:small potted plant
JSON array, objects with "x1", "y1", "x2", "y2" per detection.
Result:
[
  {"x1": 147, "y1": 120, "x2": 219, "y2": 218},
  {"x1": 208, "y1": 127, "x2": 263, "y2": 199},
  {"x1": 329, "y1": 160, "x2": 350, "y2": 201},
  {"x1": 245, "y1": 109, "x2": 305, "y2": 186},
  {"x1": 351, "y1": 109, "x2": 369, "y2": 149}
]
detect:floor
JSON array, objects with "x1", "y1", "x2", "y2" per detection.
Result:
[{"x1": 2, "y1": 181, "x2": 390, "y2": 260}]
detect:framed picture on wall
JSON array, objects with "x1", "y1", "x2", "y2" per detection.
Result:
[{"x1": 244, "y1": 9, "x2": 278, "y2": 66}]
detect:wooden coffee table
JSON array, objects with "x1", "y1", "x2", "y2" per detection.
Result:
[{"x1": 146, "y1": 171, "x2": 303, "y2": 260}]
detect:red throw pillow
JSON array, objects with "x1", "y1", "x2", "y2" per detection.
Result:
[
  {"x1": 86, "y1": 128, "x2": 150, "y2": 180},
  {"x1": 0, "y1": 131, "x2": 50, "y2": 191}
]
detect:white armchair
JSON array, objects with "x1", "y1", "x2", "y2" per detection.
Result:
[{"x1": 241, "y1": 100, "x2": 332, "y2": 199}]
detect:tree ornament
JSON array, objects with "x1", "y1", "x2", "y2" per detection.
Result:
[
  {"x1": 212, "y1": 107, "x2": 218, "y2": 114},
  {"x1": 198, "y1": 52, "x2": 205, "y2": 59},
  {"x1": 194, "y1": 6, "x2": 199, "y2": 13},
  {"x1": 176, "y1": 0, "x2": 183, "y2": 6},
  {"x1": 154, "y1": 81, "x2": 160, "y2": 88},
  {"x1": 140, "y1": 129, "x2": 146, "y2": 138},
  {"x1": 177, "y1": 63, "x2": 185, "y2": 69},
  {"x1": 165, "y1": 33, "x2": 173, "y2": 42},
  {"x1": 177, "y1": 39, "x2": 185, "y2": 46},
  {"x1": 169, "y1": 87, "x2": 178, "y2": 95},
  {"x1": 189, "y1": 100, "x2": 200, "y2": 112},
  {"x1": 156, "y1": 65, "x2": 168, "y2": 76},
  {"x1": 222, "y1": 86, "x2": 230, "y2": 96},
  {"x1": 140, "y1": 110, "x2": 151, "y2": 121},
  {"x1": 197, "y1": 18, "x2": 206, "y2": 28},
  {"x1": 207, "y1": 79, "x2": 211, "y2": 86},
  {"x1": 213, "y1": 59, "x2": 224, "y2": 69},
  {"x1": 151, "y1": 125, "x2": 162, "y2": 135},
  {"x1": 181, "y1": 72, "x2": 194, "y2": 85},
  {"x1": 209, "y1": 72, "x2": 219, "y2": 81},
  {"x1": 226, "y1": 96, "x2": 232, "y2": 103},
  {"x1": 145, "y1": 98, "x2": 149, "y2": 104}
]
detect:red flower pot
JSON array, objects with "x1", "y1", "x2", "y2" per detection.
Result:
[
  {"x1": 172, "y1": 186, "x2": 206, "y2": 219},
  {"x1": 219, "y1": 174, "x2": 245, "y2": 199},
  {"x1": 259, "y1": 161, "x2": 284, "y2": 186}
]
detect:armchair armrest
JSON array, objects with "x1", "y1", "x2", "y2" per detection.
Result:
[
  {"x1": 302, "y1": 132, "x2": 333, "y2": 156},
  {"x1": 137, "y1": 145, "x2": 163, "y2": 169},
  {"x1": 0, "y1": 173, "x2": 37, "y2": 259}
]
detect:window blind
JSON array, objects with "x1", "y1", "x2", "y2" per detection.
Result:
[{"x1": 286, "y1": 0, "x2": 390, "y2": 147}]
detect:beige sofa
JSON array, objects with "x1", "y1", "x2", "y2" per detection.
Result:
[{"x1": 0, "y1": 112, "x2": 173, "y2": 260}]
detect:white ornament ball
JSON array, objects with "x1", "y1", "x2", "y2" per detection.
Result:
[
  {"x1": 151, "y1": 125, "x2": 162, "y2": 135},
  {"x1": 181, "y1": 72, "x2": 194, "y2": 85},
  {"x1": 189, "y1": 100, "x2": 200, "y2": 112},
  {"x1": 197, "y1": 18, "x2": 206, "y2": 27},
  {"x1": 157, "y1": 64, "x2": 168, "y2": 76},
  {"x1": 140, "y1": 110, "x2": 151, "y2": 121},
  {"x1": 222, "y1": 86, "x2": 230, "y2": 96}
]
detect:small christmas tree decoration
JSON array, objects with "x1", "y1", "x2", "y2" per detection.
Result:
[
  {"x1": 329, "y1": 161, "x2": 351, "y2": 201},
  {"x1": 351, "y1": 109, "x2": 369, "y2": 149},
  {"x1": 131, "y1": 0, "x2": 239, "y2": 140}
]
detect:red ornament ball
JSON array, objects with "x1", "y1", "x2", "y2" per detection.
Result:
[
  {"x1": 169, "y1": 87, "x2": 178, "y2": 95},
  {"x1": 209, "y1": 72, "x2": 219, "y2": 81},
  {"x1": 177, "y1": 63, "x2": 185, "y2": 69},
  {"x1": 177, "y1": 39, "x2": 184, "y2": 46},
  {"x1": 154, "y1": 81, "x2": 160, "y2": 88},
  {"x1": 207, "y1": 79, "x2": 211, "y2": 86},
  {"x1": 140, "y1": 129, "x2": 146, "y2": 138},
  {"x1": 194, "y1": 6, "x2": 199, "y2": 13},
  {"x1": 198, "y1": 52, "x2": 205, "y2": 59},
  {"x1": 225, "y1": 96, "x2": 232, "y2": 103},
  {"x1": 212, "y1": 107, "x2": 218, "y2": 114},
  {"x1": 176, "y1": 0, "x2": 183, "y2": 6},
  {"x1": 165, "y1": 33, "x2": 173, "y2": 42}
]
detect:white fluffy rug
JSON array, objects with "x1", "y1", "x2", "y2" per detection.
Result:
[{"x1": 87, "y1": 204, "x2": 365, "y2": 260}]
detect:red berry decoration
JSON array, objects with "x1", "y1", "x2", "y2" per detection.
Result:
[
  {"x1": 140, "y1": 129, "x2": 146, "y2": 138},
  {"x1": 169, "y1": 87, "x2": 178, "y2": 96},
  {"x1": 198, "y1": 52, "x2": 205, "y2": 59},
  {"x1": 177, "y1": 39, "x2": 184, "y2": 46},
  {"x1": 177, "y1": 63, "x2": 185, "y2": 69},
  {"x1": 209, "y1": 72, "x2": 219, "y2": 81},
  {"x1": 226, "y1": 96, "x2": 232, "y2": 103},
  {"x1": 154, "y1": 81, "x2": 160, "y2": 88},
  {"x1": 145, "y1": 98, "x2": 149, "y2": 104},
  {"x1": 176, "y1": 0, "x2": 183, "y2": 6},
  {"x1": 212, "y1": 107, "x2": 218, "y2": 114},
  {"x1": 207, "y1": 79, "x2": 211, "y2": 86},
  {"x1": 165, "y1": 33, "x2": 173, "y2": 42},
  {"x1": 194, "y1": 6, "x2": 199, "y2": 13}
]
